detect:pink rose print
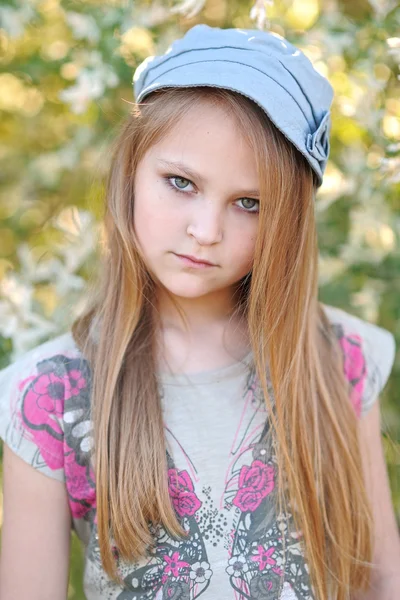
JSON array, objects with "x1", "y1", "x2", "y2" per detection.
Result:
[
  {"x1": 33, "y1": 372, "x2": 65, "y2": 414},
  {"x1": 168, "y1": 469, "x2": 202, "y2": 517},
  {"x1": 339, "y1": 333, "x2": 366, "y2": 418},
  {"x1": 21, "y1": 372, "x2": 70, "y2": 469},
  {"x1": 232, "y1": 460, "x2": 275, "y2": 512},
  {"x1": 64, "y1": 450, "x2": 96, "y2": 519},
  {"x1": 19, "y1": 359, "x2": 95, "y2": 520}
]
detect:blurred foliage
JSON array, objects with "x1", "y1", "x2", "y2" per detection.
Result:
[{"x1": 0, "y1": 0, "x2": 399, "y2": 597}]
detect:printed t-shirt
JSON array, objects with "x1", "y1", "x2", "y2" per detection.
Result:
[{"x1": 0, "y1": 304, "x2": 396, "y2": 600}]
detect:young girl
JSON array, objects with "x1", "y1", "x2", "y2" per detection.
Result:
[{"x1": 0, "y1": 24, "x2": 399, "y2": 600}]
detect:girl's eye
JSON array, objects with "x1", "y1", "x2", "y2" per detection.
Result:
[
  {"x1": 237, "y1": 198, "x2": 259, "y2": 213},
  {"x1": 165, "y1": 176, "x2": 193, "y2": 193},
  {"x1": 165, "y1": 176, "x2": 259, "y2": 213}
]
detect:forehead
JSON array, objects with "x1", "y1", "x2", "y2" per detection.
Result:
[
  {"x1": 156, "y1": 98, "x2": 247, "y2": 144},
  {"x1": 145, "y1": 100, "x2": 259, "y2": 182}
]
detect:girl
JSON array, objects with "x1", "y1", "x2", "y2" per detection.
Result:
[{"x1": 0, "y1": 23, "x2": 399, "y2": 600}]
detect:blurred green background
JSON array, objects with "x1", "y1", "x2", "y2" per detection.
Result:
[{"x1": 0, "y1": 0, "x2": 399, "y2": 597}]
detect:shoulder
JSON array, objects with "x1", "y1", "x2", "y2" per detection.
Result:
[
  {"x1": 321, "y1": 304, "x2": 396, "y2": 417},
  {"x1": 0, "y1": 332, "x2": 92, "y2": 480},
  {"x1": 0, "y1": 331, "x2": 83, "y2": 375},
  {"x1": 0, "y1": 332, "x2": 90, "y2": 430}
]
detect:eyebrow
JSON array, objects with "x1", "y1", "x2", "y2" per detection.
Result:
[{"x1": 156, "y1": 158, "x2": 260, "y2": 197}]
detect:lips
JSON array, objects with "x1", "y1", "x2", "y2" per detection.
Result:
[{"x1": 175, "y1": 254, "x2": 216, "y2": 266}]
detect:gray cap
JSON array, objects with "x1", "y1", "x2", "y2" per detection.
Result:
[{"x1": 133, "y1": 24, "x2": 334, "y2": 188}]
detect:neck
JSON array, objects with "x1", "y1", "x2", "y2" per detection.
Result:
[
  {"x1": 155, "y1": 285, "x2": 240, "y2": 334},
  {"x1": 153, "y1": 285, "x2": 251, "y2": 373}
]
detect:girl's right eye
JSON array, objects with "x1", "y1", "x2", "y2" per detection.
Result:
[{"x1": 165, "y1": 176, "x2": 194, "y2": 193}]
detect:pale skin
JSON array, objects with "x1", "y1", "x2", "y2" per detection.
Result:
[
  {"x1": 353, "y1": 401, "x2": 400, "y2": 600},
  {"x1": 0, "y1": 99, "x2": 399, "y2": 598},
  {"x1": 132, "y1": 101, "x2": 261, "y2": 373}
]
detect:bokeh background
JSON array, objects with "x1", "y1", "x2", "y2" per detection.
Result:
[{"x1": 0, "y1": 0, "x2": 399, "y2": 597}]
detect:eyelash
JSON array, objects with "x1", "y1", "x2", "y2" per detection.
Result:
[{"x1": 164, "y1": 175, "x2": 260, "y2": 214}]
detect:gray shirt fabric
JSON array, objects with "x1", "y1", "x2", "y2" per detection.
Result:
[{"x1": 0, "y1": 304, "x2": 395, "y2": 599}]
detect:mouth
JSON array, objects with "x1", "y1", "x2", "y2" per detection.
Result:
[{"x1": 174, "y1": 253, "x2": 217, "y2": 268}]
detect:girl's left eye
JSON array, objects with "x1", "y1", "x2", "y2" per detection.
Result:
[
  {"x1": 165, "y1": 176, "x2": 193, "y2": 193},
  {"x1": 164, "y1": 175, "x2": 259, "y2": 213}
]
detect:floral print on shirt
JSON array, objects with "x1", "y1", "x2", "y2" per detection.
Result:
[
  {"x1": 10, "y1": 352, "x2": 96, "y2": 520},
  {"x1": 1, "y1": 320, "x2": 369, "y2": 599},
  {"x1": 220, "y1": 365, "x2": 313, "y2": 600},
  {"x1": 221, "y1": 325, "x2": 368, "y2": 600}
]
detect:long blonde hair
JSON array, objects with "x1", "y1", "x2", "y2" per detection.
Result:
[{"x1": 72, "y1": 87, "x2": 373, "y2": 599}]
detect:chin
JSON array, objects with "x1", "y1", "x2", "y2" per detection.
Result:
[{"x1": 159, "y1": 278, "x2": 217, "y2": 299}]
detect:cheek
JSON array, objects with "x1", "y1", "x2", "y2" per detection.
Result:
[
  {"x1": 134, "y1": 185, "x2": 180, "y2": 249},
  {"x1": 228, "y1": 222, "x2": 257, "y2": 268}
]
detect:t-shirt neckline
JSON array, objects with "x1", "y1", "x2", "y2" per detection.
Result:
[{"x1": 158, "y1": 349, "x2": 254, "y2": 386}]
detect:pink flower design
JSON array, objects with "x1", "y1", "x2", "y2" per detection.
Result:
[
  {"x1": 68, "y1": 369, "x2": 86, "y2": 397},
  {"x1": 168, "y1": 468, "x2": 202, "y2": 517},
  {"x1": 252, "y1": 545, "x2": 275, "y2": 570},
  {"x1": 33, "y1": 372, "x2": 66, "y2": 414},
  {"x1": 251, "y1": 545, "x2": 280, "y2": 572},
  {"x1": 232, "y1": 460, "x2": 275, "y2": 512},
  {"x1": 163, "y1": 551, "x2": 190, "y2": 578},
  {"x1": 21, "y1": 374, "x2": 65, "y2": 470},
  {"x1": 64, "y1": 450, "x2": 96, "y2": 519},
  {"x1": 19, "y1": 362, "x2": 95, "y2": 519},
  {"x1": 339, "y1": 333, "x2": 367, "y2": 418}
]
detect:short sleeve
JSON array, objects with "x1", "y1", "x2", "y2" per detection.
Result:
[
  {"x1": 323, "y1": 304, "x2": 396, "y2": 418},
  {"x1": 0, "y1": 349, "x2": 69, "y2": 482}
]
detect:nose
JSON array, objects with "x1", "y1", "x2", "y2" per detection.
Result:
[{"x1": 186, "y1": 202, "x2": 223, "y2": 245}]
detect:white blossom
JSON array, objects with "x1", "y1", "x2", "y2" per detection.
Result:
[
  {"x1": 132, "y1": 3, "x2": 170, "y2": 28},
  {"x1": 59, "y1": 67, "x2": 118, "y2": 114},
  {"x1": 387, "y1": 37, "x2": 400, "y2": 63},
  {"x1": 249, "y1": 0, "x2": 274, "y2": 30},
  {"x1": 0, "y1": 4, "x2": 36, "y2": 38},
  {"x1": 65, "y1": 11, "x2": 100, "y2": 43},
  {"x1": 369, "y1": 0, "x2": 397, "y2": 20},
  {"x1": 170, "y1": 0, "x2": 206, "y2": 19},
  {"x1": 0, "y1": 210, "x2": 96, "y2": 360}
]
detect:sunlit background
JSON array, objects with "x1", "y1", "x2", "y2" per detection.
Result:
[{"x1": 0, "y1": 0, "x2": 399, "y2": 597}]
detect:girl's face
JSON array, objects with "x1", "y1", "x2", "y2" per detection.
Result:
[{"x1": 133, "y1": 99, "x2": 260, "y2": 304}]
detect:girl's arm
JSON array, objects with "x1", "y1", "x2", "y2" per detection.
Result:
[
  {"x1": 353, "y1": 399, "x2": 400, "y2": 600},
  {"x1": 0, "y1": 444, "x2": 71, "y2": 600}
]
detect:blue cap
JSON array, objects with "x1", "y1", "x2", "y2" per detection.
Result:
[{"x1": 133, "y1": 24, "x2": 334, "y2": 188}]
